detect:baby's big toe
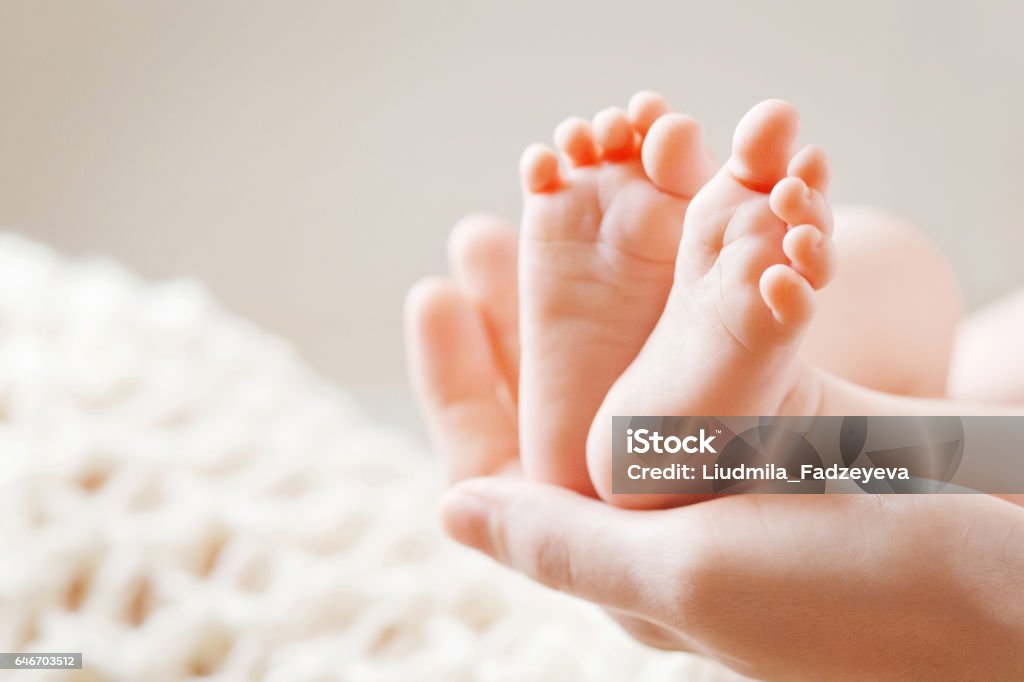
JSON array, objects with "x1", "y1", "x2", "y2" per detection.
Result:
[
  {"x1": 728, "y1": 99, "x2": 800, "y2": 191},
  {"x1": 642, "y1": 113, "x2": 714, "y2": 199}
]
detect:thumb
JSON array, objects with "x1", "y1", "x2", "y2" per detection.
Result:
[{"x1": 440, "y1": 476, "x2": 683, "y2": 620}]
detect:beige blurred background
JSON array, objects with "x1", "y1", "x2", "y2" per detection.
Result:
[{"x1": 2, "y1": 1, "x2": 1023, "y2": 420}]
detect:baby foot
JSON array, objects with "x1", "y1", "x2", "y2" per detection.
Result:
[
  {"x1": 519, "y1": 91, "x2": 716, "y2": 494},
  {"x1": 587, "y1": 99, "x2": 837, "y2": 507}
]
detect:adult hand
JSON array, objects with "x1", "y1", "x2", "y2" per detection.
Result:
[
  {"x1": 405, "y1": 214, "x2": 1024, "y2": 680},
  {"x1": 438, "y1": 477, "x2": 1024, "y2": 680}
]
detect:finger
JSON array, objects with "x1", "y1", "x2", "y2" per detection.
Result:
[
  {"x1": 439, "y1": 476, "x2": 681, "y2": 620},
  {"x1": 447, "y1": 212, "x2": 520, "y2": 396},
  {"x1": 604, "y1": 607, "x2": 693, "y2": 652},
  {"x1": 405, "y1": 277, "x2": 518, "y2": 480}
]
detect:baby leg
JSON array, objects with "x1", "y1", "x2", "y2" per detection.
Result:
[
  {"x1": 950, "y1": 288, "x2": 1024, "y2": 405},
  {"x1": 801, "y1": 206, "x2": 962, "y2": 397}
]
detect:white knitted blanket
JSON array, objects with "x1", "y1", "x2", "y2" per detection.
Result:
[{"x1": 0, "y1": 235, "x2": 738, "y2": 681}]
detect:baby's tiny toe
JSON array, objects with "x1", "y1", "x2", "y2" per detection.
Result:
[
  {"x1": 554, "y1": 117, "x2": 598, "y2": 167},
  {"x1": 627, "y1": 91, "x2": 671, "y2": 137},
  {"x1": 783, "y1": 225, "x2": 837, "y2": 290},
  {"x1": 769, "y1": 176, "x2": 834, "y2": 235},
  {"x1": 520, "y1": 144, "x2": 562, "y2": 193},
  {"x1": 788, "y1": 144, "x2": 831, "y2": 195},
  {"x1": 593, "y1": 107, "x2": 636, "y2": 160},
  {"x1": 759, "y1": 263, "x2": 816, "y2": 331}
]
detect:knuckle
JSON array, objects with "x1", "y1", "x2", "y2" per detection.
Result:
[
  {"x1": 663, "y1": 525, "x2": 720, "y2": 631},
  {"x1": 529, "y1": 529, "x2": 575, "y2": 593}
]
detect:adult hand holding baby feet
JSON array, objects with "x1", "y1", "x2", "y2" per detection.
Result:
[
  {"x1": 407, "y1": 98, "x2": 1024, "y2": 681},
  {"x1": 407, "y1": 219, "x2": 1024, "y2": 680},
  {"x1": 413, "y1": 94, "x2": 970, "y2": 504}
]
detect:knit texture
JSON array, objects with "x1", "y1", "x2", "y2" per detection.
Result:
[{"x1": 0, "y1": 235, "x2": 735, "y2": 681}]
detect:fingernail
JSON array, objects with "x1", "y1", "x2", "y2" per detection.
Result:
[{"x1": 439, "y1": 488, "x2": 494, "y2": 555}]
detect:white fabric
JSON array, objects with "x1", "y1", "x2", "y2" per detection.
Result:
[{"x1": 0, "y1": 235, "x2": 736, "y2": 681}]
